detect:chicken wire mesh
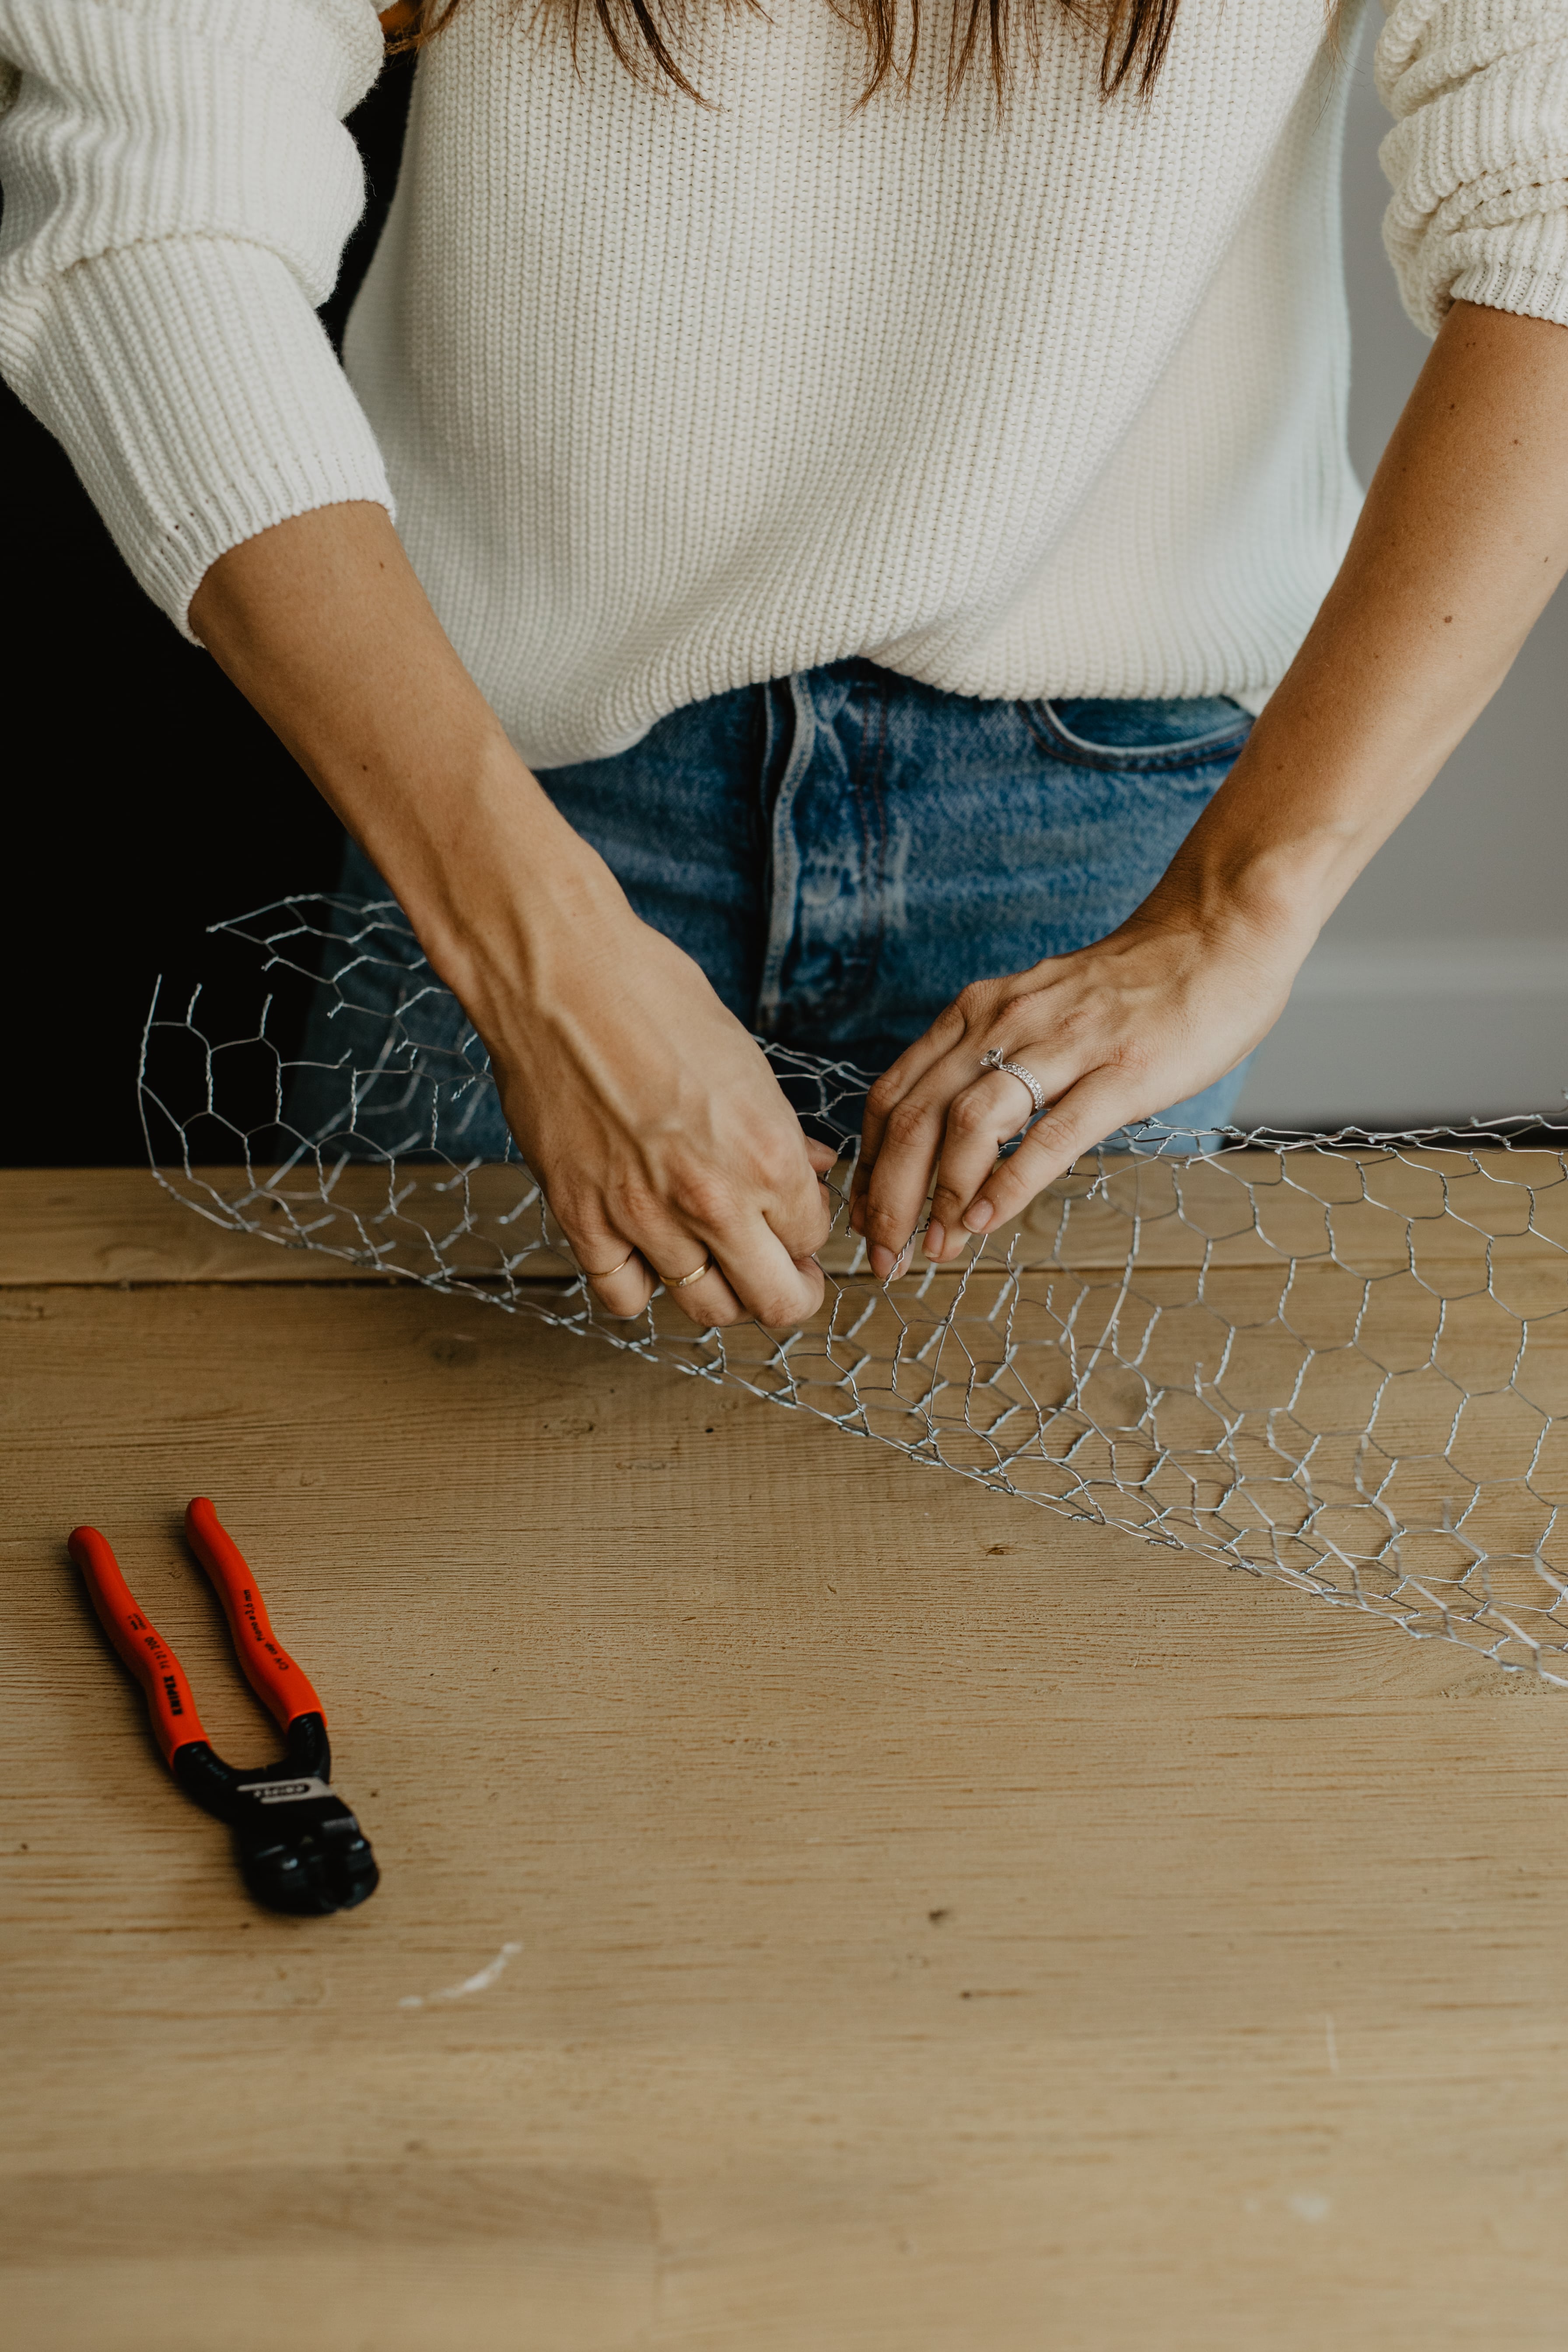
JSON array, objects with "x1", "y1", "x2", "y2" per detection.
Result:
[{"x1": 140, "y1": 894, "x2": 1568, "y2": 1680}]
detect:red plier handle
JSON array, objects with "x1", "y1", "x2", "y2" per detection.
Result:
[
  {"x1": 183, "y1": 1496, "x2": 326, "y2": 1732},
  {"x1": 68, "y1": 1499, "x2": 325, "y2": 1764}
]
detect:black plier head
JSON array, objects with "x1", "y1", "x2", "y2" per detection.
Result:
[{"x1": 175, "y1": 1714, "x2": 380, "y2": 1916}]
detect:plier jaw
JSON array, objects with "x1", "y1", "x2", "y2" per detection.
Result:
[
  {"x1": 68, "y1": 1502, "x2": 379, "y2": 1917},
  {"x1": 173, "y1": 1713, "x2": 379, "y2": 1916}
]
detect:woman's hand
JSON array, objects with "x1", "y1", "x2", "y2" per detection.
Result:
[
  {"x1": 857, "y1": 300, "x2": 1568, "y2": 1276},
  {"x1": 850, "y1": 898, "x2": 1309, "y2": 1278},
  {"x1": 189, "y1": 501, "x2": 832, "y2": 1329},
  {"x1": 471, "y1": 864, "x2": 836, "y2": 1327}
]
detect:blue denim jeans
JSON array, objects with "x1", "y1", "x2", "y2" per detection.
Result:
[{"x1": 293, "y1": 660, "x2": 1256, "y2": 1158}]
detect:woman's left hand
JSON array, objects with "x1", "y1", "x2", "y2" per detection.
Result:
[
  {"x1": 848, "y1": 901, "x2": 1312, "y2": 1278},
  {"x1": 855, "y1": 304, "x2": 1568, "y2": 1278}
]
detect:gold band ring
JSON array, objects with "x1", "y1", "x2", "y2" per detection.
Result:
[
  {"x1": 583, "y1": 1248, "x2": 639, "y2": 1282},
  {"x1": 661, "y1": 1257, "x2": 714, "y2": 1291}
]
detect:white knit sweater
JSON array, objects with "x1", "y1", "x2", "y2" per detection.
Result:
[{"x1": 1, "y1": 0, "x2": 1566, "y2": 766}]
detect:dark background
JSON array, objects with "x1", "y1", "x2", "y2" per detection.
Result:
[{"x1": 4, "y1": 49, "x2": 416, "y2": 1166}]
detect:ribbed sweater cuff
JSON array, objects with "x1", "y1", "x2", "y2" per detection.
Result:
[
  {"x1": 1449, "y1": 258, "x2": 1568, "y2": 332},
  {"x1": 9, "y1": 236, "x2": 393, "y2": 639}
]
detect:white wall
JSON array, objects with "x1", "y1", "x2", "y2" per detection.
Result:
[{"x1": 1234, "y1": 18, "x2": 1567, "y2": 1131}]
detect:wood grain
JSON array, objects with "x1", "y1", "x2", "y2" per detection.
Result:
[
  {"x1": 0, "y1": 1167, "x2": 393, "y2": 1285},
  {"x1": 4, "y1": 1175, "x2": 1568, "y2": 2348},
  {"x1": 10, "y1": 1148, "x2": 1565, "y2": 1290}
]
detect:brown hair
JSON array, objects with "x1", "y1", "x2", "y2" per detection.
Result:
[{"x1": 380, "y1": 0, "x2": 1183, "y2": 108}]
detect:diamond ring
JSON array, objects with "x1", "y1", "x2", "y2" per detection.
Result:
[{"x1": 980, "y1": 1049, "x2": 1046, "y2": 1122}]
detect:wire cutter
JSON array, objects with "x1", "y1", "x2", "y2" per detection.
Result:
[{"x1": 67, "y1": 1499, "x2": 378, "y2": 1915}]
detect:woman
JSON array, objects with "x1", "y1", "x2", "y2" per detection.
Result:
[{"x1": 1, "y1": 0, "x2": 1564, "y2": 1328}]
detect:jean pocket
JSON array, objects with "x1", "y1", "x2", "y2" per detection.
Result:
[{"x1": 1021, "y1": 696, "x2": 1254, "y2": 775}]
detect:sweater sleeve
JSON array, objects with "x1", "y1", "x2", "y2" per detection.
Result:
[
  {"x1": 1377, "y1": 0, "x2": 1568, "y2": 336},
  {"x1": 0, "y1": 0, "x2": 393, "y2": 637}
]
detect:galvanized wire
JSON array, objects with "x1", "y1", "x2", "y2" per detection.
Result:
[{"x1": 141, "y1": 896, "x2": 1568, "y2": 1679}]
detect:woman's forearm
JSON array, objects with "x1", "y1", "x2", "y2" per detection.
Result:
[
  {"x1": 855, "y1": 299, "x2": 1568, "y2": 1269},
  {"x1": 1158, "y1": 301, "x2": 1568, "y2": 949},
  {"x1": 186, "y1": 500, "x2": 833, "y2": 1331},
  {"x1": 187, "y1": 500, "x2": 621, "y2": 1025}
]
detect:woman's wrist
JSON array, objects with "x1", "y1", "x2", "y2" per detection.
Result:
[
  {"x1": 191, "y1": 502, "x2": 640, "y2": 1022},
  {"x1": 1136, "y1": 726, "x2": 1386, "y2": 959},
  {"x1": 1133, "y1": 825, "x2": 1329, "y2": 966},
  {"x1": 351, "y1": 735, "x2": 636, "y2": 1031},
  {"x1": 1137, "y1": 306, "x2": 1568, "y2": 978}
]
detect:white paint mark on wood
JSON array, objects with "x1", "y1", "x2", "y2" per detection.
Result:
[{"x1": 399, "y1": 1942, "x2": 522, "y2": 2010}]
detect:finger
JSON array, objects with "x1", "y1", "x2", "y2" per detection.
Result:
[
  {"x1": 853, "y1": 1001, "x2": 968, "y2": 1200},
  {"x1": 924, "y1": 1066, "x2": 1050, "y2": 1260},
  {"x1": 800, "y1": 1135, "x2": 848, "y2": 1242},
  {"x1": 558, "y1": 1221, "x2": 659, "y2": 1320},
  {"x1": 713, "y1": 1223, "x2": 826, "y2": 1327},
  {"x1": 763, "y1": 1155, "x2": 836, "y2": 1264},
  {"x1": 858, "y1": 1031, "x2": 1003, "y2": 1276},
  {"x1": 960, "y1": 1069, "x2": 1133, "y2": 1233},
  {"x1": 592, "y1": 1257, "x2": 661, "y2": 1318},
  {"x1": 856, "y1": 1089, "x2": 949, "y2": 1279},
  {"x1": 648, "y1": 1251, "x2": 748, "y2": 1330},
  {"x1": 731, "y1": 1115, "x2": 836, "y2": 1263},
  {"x1": 646, "y1": 1209, "x2": 827, "y2": 1331}
]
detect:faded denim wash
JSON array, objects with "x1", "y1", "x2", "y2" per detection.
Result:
[{"x1": 293, "y1": 658, "x2": 1257, "y2": 1159}]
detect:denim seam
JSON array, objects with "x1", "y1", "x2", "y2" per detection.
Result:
[
  {"x1": 848, "y1": 668, "x2": 891, "y2": 1001},
  {"x1": 755, "y1": 671, "x2": 819, "y2": 1029}
]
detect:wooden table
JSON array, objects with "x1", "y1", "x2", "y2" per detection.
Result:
[{"x1": 5, "y1": 1169, "x2": 1568, "y2": 2349}]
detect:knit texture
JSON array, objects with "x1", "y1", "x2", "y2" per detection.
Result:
[
  {"x1": 1, "y1": 0, "x2": 1565, "y2": 764},
  {"x1": 1378, "y1": 0, "x2": 1568, "y2": 335}
]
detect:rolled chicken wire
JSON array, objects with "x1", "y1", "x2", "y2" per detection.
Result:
[{"x1": 140, "y1": 895, "x2": 1568, "y2": 1680}]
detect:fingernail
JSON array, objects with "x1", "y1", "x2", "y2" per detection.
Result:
[
  {"x1": 869, "y1": 1243, "x2": 894, "y2": 1279},
  {"x1": 925, "y1": 1220, "x2": 945, "y2": 1260},
  {"x1": 964, "y1": 1201, "x2": 994, "y2": 1231}
]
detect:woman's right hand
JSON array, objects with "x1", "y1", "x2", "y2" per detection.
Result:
[
  {"x1": 189, "y1": 500, "x2": 832, "y2": 1328},
  {"x1": 469, "y1": 861, "x2": 834, "y2": 1328}
]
